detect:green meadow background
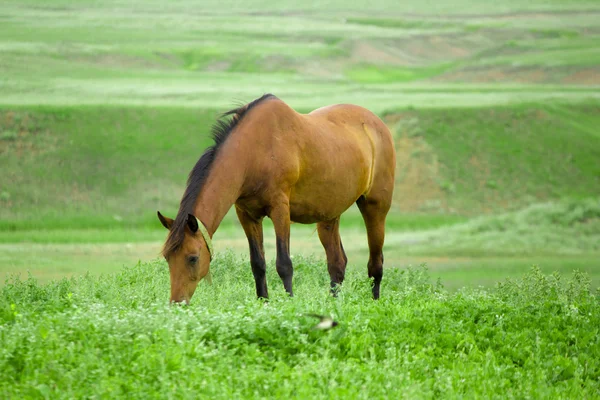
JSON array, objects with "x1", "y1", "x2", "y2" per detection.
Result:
[
  {"x1": 1, "y1": 1, "x2": 600, "y2": 398},
  {"x1": 1, "y1": 0, "x2": 598, "y2": 287}
]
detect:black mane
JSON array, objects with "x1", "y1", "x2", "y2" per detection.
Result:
[{"x1": 163, "y1": 93, "x2": 276, "y2": 258}]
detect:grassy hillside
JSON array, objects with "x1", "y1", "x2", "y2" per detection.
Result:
[
  {"x1": 386, "y1": 198, "x2": 600, "y2": 257},
  {"x1": 2, "y1": 0, "x2": 598, "y2": 230},
  {"x1": 1, "y1": 1, "x2": 598, "y2": 110},
  {"x1": 386, "y1": 102, "x2": 600, "y2": 214},
  {"x1": 2, "y1": 103, "x2": 599, "y2": 231},
  {"x1": 0, "y1": 107, "x2": 216, "y2": 229}
]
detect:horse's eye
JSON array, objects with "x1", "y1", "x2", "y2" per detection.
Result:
[{"x1": 188, "y1": 255, "x2": 199, "y2": 265}]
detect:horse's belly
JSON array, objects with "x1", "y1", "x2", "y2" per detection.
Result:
[
  {"x1": 289, "y1": 201, "x2": 350, "y2": 224},
  {"x1": 289, "y1": 179, "x2": 365, "y2": 223}
]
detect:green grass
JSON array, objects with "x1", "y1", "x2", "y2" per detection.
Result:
[
  {"x1": 1, "y1": 259, "x2": 598, "y2": 398},
  {"x1": 2, "y1": 199, "x2": 598, "y2": 290},
  {"x1": 346, "y1": 63, "x2": 455, "y2": 83},
  {"x1": 1, "y1": 0, "x2": 599, "y2": 109},
  {"x1": 2, "y1": 244, "x2": 598, "y2": 291},
  {"x1": 0, "y1": 106, "x2": 217, "y2": 228},
  {"x1": 345, "y1": 17, "x2": 458, "y2": 30},
  {"x1": 388, "y1": 103, "x2": 600, "y2": 214},
  {"x1": 396, "y1": 199, "x2": 600, "y2": 255},
  {"x1": 0, "y1": 212, "x2": 467, "y2": 243}
]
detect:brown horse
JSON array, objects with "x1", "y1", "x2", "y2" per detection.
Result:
[{"x1": 157, "y1": 94, "x2": 396, "y2": 304}]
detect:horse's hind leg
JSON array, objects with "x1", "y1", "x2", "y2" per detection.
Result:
[
  {"x1": 356, "y1": 196, "x2": 390, "y2": 299},
  {"x1": 317, "y1": 218, "x2": 347, "y2": 295}
]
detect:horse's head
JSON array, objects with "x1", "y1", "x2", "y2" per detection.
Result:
[{"x1": 157, "y1": 211, "x2": 212, "y2": 305}]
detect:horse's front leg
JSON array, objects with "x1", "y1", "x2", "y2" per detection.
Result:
[
  {"x1": 269, "y1": 200, "x2": 293, "y2": 296},
  {"x1": 236, "y1": 206, "x2": 268, "y2": 299}
]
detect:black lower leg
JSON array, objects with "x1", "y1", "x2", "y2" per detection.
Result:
[
  {"x1": 329, "y1": 266, "x2": 344, "y2": 296},
  {"x1": 248, "y1": 238, "x2": 268, "y2": 299},
  {"x1": 357, "y1": 197, "x2": 388, "y2": 300},
  {"x1": 318, "y1": 220, "x2": 347, "y2": 297},
  {"x1": 368, "y1": 254, "x2": 383, "y2": 300},
  {"x1": 328, "y1": 253, "x2": 347, "y2": 296},
  {"x1": 276, "y1": 237, "x2": 294, "y2": 296}
]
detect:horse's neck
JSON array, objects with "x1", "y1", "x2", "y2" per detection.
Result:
[{"x1": 192, "y1": 150, "x2": 244, "y2": 236}]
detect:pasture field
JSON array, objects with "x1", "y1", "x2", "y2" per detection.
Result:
[
  {"x1": 1, "y1": 258, "x2": 599, "y2": 398},
  {"x1": 1, "y1": 0, "x2": 600, "y2": 110},
  {"x1": 2, "y1": 103, "x2": 599, "y2": 288},
  {"x1": 1, "y1": 0, "x2": 600, "y2": 396},
  {"x1": 2, "y1": 0, "x2": 599, "y2": 221},
  {"x1": 1, "y1": 198, "x2": 599, "y2": 290}
]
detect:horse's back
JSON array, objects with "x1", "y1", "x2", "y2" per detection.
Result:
[
  {"x1": 304, "y1": 104, "x2": 396, "y2": 206},
  {"x1": 307, "y1": 104, "x2": 394, "y2": 156}
]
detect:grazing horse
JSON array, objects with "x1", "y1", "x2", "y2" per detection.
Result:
[{"x1": 158, "y1": 94, "x2": 396, "y2": 304}]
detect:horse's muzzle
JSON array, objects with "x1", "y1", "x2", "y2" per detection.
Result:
[{"x1": 170, "y1": 298, "x2": 190, "y2": 306}]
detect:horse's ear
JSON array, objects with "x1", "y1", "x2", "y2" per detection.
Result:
[
  {"x1": 157, "y1": 211, "x2": 174, "y2": 230},
  {"x1": 187, "y1": 214, "x2": 199, "y2": 234}
]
